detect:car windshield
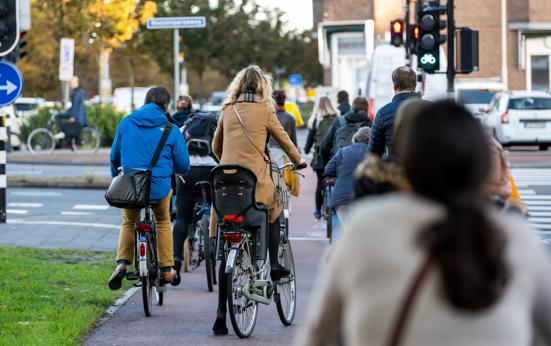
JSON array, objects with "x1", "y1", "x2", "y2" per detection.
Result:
[
  {"x1": 509, "y1": 97, "x2": 551, "y2": 110},
  {"x1": 457, "y1": 90, "x2": 496, "y2": 104},
  {"x1": 15, "y1": 103, "x2": 38, "y2": 111}
]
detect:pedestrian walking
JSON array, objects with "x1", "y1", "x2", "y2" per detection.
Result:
[
  {"x1": 367, "y1": 66, "x2": 419, "y2": 157},
  {"x1": 108, "y1": 86, "x2": 190, "y2": 290},
  {"x1": 270, "y1": 90, "x2": 297, "y2": 166},
  {"x1": 320, "y1": 96, "x2": 371, "y2": 165},
  {"x1": 55, "y1": 76, "x2": 87, "y2": 137},
  {"x1": 298, "y1": 100, "x2": 551, "y2": 346},
  {"x1": 209, "y1": 65, "x2": 306, "y2": 335},
  {"x1": 324, "y1": 127, "x2": 371, "y2": 224},
  {"x1": 336, "y1": 90, "x2": 351, "y2": 115},
  {"x1": 304, "y1": 96, "x2": 338, "y2": 219}
]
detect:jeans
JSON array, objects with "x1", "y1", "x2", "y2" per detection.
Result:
[{"x1": 116, "y1": 192, "x2": 174, "y2": 267}]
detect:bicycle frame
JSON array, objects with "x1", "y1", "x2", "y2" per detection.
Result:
[{"x1": 135, "y1": 206, "x2": 157, "y2": 277}]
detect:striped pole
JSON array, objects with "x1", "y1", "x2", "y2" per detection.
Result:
[{"x1": 0, "y1": 115, "x2": 6, "y2": 223}]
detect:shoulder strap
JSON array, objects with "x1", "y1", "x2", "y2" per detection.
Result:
[
  {"x1": 386, "y1": 257, "x2": 432, "y2": 346},
  {"x1": 149, "y1": 122, "x2": 173, "y2": 171},
  {"x1": 233, "y1": 105, "x2": 271, "y2": 164}
]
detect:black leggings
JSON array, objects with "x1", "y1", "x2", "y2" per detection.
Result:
[
  {"x1": 217, "y1": 216, "x2": 281, "y2": 315},
  {"x1": 173, "y1": 166, "x2": 214, "y2": 261},
  {"x1": 315, "y1": 169, "x2": 324, "y2": 211}
]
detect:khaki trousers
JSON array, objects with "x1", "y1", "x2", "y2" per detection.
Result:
[{"x1": 116, "y1": 192, "x2": 174, "y2": 268}]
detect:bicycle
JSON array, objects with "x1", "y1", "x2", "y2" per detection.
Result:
[
  {"x1": 182, "y1": 180, "x2": 218, "y2": 292},
  {"x1": 211, "y1": 163, "x2": 300, "y2": 338},
  {"x1": 26, "y1": 110, "x2": 100, "y2": 155},
  {"x1": 322, "y1": 178, "x2": 335, "y2": 242},
  {"x1": 127, "y1": 204, "x2": 164, "y2": 317}
]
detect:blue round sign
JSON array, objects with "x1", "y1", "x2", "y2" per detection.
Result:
[{"x1": 0, "y1": 61, "x2": 23, "y2": 106}]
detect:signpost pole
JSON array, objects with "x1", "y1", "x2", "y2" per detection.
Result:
[
  {"x1": 0, "y1": 115, "x2": 6, "y2": 223},
  {"x1": 446, "y1": 0, "x2": 455, "y2": 93},
  {"x1": 173, "y1": 29, "x2": 180, "y2": 103}
]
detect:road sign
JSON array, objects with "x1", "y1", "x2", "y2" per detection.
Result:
[
  {"x1": 146, "y1": 16, "x2": 206, "y2": 29},
  {"x1": 289, "y1": 74, "x2": 303, "y2": 87},
  {"x1": 59, "y1": 38, "x2": 75, "y2": 82},
  {"x1": 0, "y1": 61, "x2": 23, "y2": 106}
]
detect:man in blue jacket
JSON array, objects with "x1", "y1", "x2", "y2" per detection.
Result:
[
  {"x1": 367, "y1": 66, "x2": 419, "y2": 156},
  {"x1": 108, "y1": 86, "x2": 190, "y2": 290}
]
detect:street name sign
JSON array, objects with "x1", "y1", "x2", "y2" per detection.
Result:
[
  {"x1": 0, "y1": 61, "x2": 23, "y2": 106},
  {"x1": 146, "y1": 17, "x2": 206, "y2": 30}
]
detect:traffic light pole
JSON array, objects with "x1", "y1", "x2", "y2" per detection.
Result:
[
  {"x1": 405, "y1": 0, "x2": 411, "y2": 66},
  {"x1": 446, "y1": 0, "x2": 455, "y2": 93}
]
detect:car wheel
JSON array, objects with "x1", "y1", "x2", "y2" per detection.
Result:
[{"x1": 539, "y1": 144, "x2": 549, "y2": 151}]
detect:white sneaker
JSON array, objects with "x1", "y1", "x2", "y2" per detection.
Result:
[{"x1": 54, "y1": 132, "x2": 66, "y2": 139}]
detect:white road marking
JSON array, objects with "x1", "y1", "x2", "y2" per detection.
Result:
[
  {"x1": 10, "y1": 191, "x2": 62, "y2": 197},
  {"x1": 289, "y1": 237, "x2": 328, "y2": 242},
  {"x1": 527, "y1": 206, "x2": 551, "y2": 211},
  {"x1": 73, "y1": 204, "x2": 109, "y2": 210},
  {"x1": 6, "y1": 209, "x2": 28, "y2": 214},
  {"x1": 7, "y1": 219, "x2": 119, "y2": 229},
  {"x1": 529, "y1": 217, "x2": 551, "y2": 224},
  {"x1": 528, "y1": 212, "x2": 551, "y2": 217},
  {"x1": 517, "y1": 189, "x2": 536, "y2": 195},
  {"x1": 61, "y1": 211, "x2": 94, "y2": 216},
  {"x1": 519, "y1": 195, "x2": 551, "y2": 200},
  {"x1": 8, "y1": 203, "x2": 43, "y2": 208},
  {"x1": 524, "y1": 201, "x2": 551, "y2": 206}
]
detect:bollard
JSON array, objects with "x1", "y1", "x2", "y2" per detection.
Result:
[{"x1": 0, "y1": 115, "x2": 6, "y2": 223}]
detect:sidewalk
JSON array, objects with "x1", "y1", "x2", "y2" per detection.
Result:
[{"x1": 7, "y1": 149, "x2": 110, "y2": 165}]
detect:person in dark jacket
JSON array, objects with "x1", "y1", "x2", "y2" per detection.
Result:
[
  {"x1": 337, "y1": 90, "x2": 351, "y2": 115},
  {"x1": 171, "y1": 95, "x2": 195, "y2": 127},
  {"x1": 56, "y1": 76, "x2": 87, "y2": 134},
  {"x1": 305, "y1": 96, "x2": 338, "y2": 219},
  {"x1": 320, "y1": 96, "x2": 372, "y2": 165},
  {"x1": 367, "y1": 66, "x2": 419, "y2": 157},
  {"x1": 324, "y1": 127, "x2": 371, "y2": 224},
  {"x1": 108, "y1": 86, "x2": 190, "y2": 290},
  {"x1": 270, "y1": 90, "x2": 297, "y2": 165}
]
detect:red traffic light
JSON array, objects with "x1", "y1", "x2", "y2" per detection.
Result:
[
  {"x1": 391, "y1": 20, "x2": 404, "y2": 34},
  {"x1": 412, "y1": 25, "x2": 420, "y2": 41}
]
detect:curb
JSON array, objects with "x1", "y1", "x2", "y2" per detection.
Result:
[
  {"x1": 7, "y1": 179, "x2": 110, "y2": 189},
  {"x1": 8, "y1": 160, "x2": 109, "y2": 166},
  {"x1": 105, "y1": 287, "x2": 140, "y2": 317}
]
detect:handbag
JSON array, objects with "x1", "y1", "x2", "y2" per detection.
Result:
[
  {"x1": 386, "y1": 257, "x2": 432, "y2": 346},
  {"x1": 283, "y1": 158, "x2": 300, "y2": 197},
  {"x1": 105, "y1": 122, "x2": 173, "y2": 209}
]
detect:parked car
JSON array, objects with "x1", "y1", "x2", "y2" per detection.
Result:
[
  {"x1": 455, "y1": 81, "x2": 505, "y2": 118},
  {"x1": 113, "y1": 87, "x2": 150, "y2": 113},
  {"x1": 482, "y1": 90, "x2": 551, "y2": 150},
  {"x1": 14, "y1": 97, "x2": 46, "y2": 118},
  {"x1": 200, "y1": 91, "x2": 227, "y2": 118}
]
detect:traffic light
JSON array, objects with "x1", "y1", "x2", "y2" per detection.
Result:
[
  {"x1": 409, "y1": 24, "x2": 420, "y2": 54},
  {"x1": 417, "y1": 6, "x2": 445, "y2": 73},
  {"x1": 390, "y1": 19, "x2": 404, "y2": 47},
  {"x1": 6, "y1": 32, "x2": 28, "y2": 63},
  {"x1": 0, "y1": 0, "x2": 19, "y2": 57}
]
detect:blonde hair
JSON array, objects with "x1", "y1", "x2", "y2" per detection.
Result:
[
  {"x1": 223, "y1": 65, "x2": 273, "y2": 108},
  {"x1": 176, "y1": 95, "x2": 193, "y2": 111},
  {"x1": 308, "y1": 96, "x2": 337, "y2": 128}
]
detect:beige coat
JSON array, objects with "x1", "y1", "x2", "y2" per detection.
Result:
[{"x1": 212, "y1": 99, "x2": 301, "y2": 227}]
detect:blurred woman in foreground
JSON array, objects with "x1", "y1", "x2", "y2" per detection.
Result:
[{"x1": 298, "y1": 100, "x2": 551, "y2": 346}]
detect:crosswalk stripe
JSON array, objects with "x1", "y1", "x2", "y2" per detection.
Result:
[
  {"x1": 529, "y1": 212, "x2": 551, "y2": 217},
  {"x1": 512, "y1": 169, "x2": 551, "y2": 233},
  {"x1": 7, "y1": 209, "x2": 28, "y2": 214},
  {"x1": 528, "y1": 217, "x2": 551, "y2": 224},
  {"x1": 73, "y1": 204, "x2": 109, "y2": 210},
  {"x1": 61, "y1": 211, "x2": 94, "y2": 216},
  {"x1": 7, "y1": 203, "x2": 43, "y2": 208}
]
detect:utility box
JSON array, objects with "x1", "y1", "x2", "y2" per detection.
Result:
[{"x1": 455, "y1": 28, "x2": 479, "y2": 74}]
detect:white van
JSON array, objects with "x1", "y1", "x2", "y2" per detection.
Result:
[{"x1": 113, "y1": 87, "x2": 151, "y2": 114}]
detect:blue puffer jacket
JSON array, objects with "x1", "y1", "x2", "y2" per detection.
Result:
[
  {"x1": 367, "y1": 92, "x2": 419, "y2": 156},
  {"x1": 110, "y1": 103, "x2": 190, "y2": 201},
  {"x1": 324, "y1": 142, "x2": 369, "y2": 208}
]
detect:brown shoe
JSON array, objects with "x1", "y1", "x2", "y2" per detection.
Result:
[{"x1": 161, "y1": 269, "x2": 176, "y2": 285}]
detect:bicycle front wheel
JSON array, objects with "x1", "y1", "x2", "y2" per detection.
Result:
[
  {"x1": 201, "y1": 214, "x2": 215, "y2": 292},
  {"x1": 275, "y1": 237, "x2": 297, "y2": 326},
  {"x1": 72, "y1": 127, "x2": 100, "y2": 153},
  {"x1": 227, "y1": 246, "x2": 258, "y2": 338},
  {"x1": 27, "y1": 128, "x2": 55, "y2": 155}
]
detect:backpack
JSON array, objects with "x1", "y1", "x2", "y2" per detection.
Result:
[
  {"x1": 181, "y1": 112, "x2": 215, "y2": 156},
  {"x1": 333, "y1": 117, "x2": 368, "y2": 153}
]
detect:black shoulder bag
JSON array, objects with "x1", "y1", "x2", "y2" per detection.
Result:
[{"x1": 105, "y1": 122, "x2": 173, "y2": 209}]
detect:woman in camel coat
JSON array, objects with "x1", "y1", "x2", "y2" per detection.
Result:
[{"x1": 211, "y1": 65, "x2": 306, "y2": 335}]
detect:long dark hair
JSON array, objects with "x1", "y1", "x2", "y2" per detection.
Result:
[{"x1": 403, "y1": 100, "x2": 509, "y2": 311}]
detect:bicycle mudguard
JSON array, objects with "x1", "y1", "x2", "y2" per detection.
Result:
[{"x1": 225, "y1": 247, "x2": 239, "y2": 274}]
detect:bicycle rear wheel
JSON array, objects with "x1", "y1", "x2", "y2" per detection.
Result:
[
  {"x1": 227, "y1": 246, "x2": 258, "y2": 338},
  {"x1": 72, "y1": 127, "x2": 100, "y2": 153},
  {"x1": 27, "y1": 128, "x2": 55, "y2": 155},
  {"x1": 275, "y1": 237, "x2": 297, "y2": 325},
  {"x1": 141, "y1": 235, "x2": 153, "y2": 317},
  {"x1": 201, "y1": 214, "x2": 214, "y2": 292}
]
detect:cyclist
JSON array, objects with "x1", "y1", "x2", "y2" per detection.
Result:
[
  {"x1": 210, "y1": 65, "x2": 306, "y2": 335},
  {"x1": 171, "y1": 94, "x2": 218, "y2": 286},
  {"x1": 270, "y1": 90, "x2": 297, "y2": 166},
  {"x1": 108, "y1": 86, "x2": 190, "y2": 290},
  {"x1": 171, "y1": 95, "x2": 195, "y2": 127},
  {"x1": 304, "y1": 96, "x2": 338, "y2": 219},
  {"x1": 55, "y1": 76, "x2": 87, "y2": 138}
]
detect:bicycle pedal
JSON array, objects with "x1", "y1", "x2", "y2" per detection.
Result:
[
  {"x1": 126, "y1": 271, "x2": 140, "y2": 280},
  {"x1": 133, "y1": 282, "x2": 142, "y2": 287}
]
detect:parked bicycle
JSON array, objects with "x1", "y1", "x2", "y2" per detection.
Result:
[
  {"x1": 126, "y1": 203, "x2": 165, "y2": 317},
  {"x1": 26, "y1": 110, "x2": 100, "y2": 154},
  {"x1": 182, "y1": 180, "x2": 218, "y2": 292},
  {"x1": 211, "y1": 163, "x2": 299, "y2": 338},
  {"x1": 322, "y1": 178, "x2": 335, "y2": 242}
]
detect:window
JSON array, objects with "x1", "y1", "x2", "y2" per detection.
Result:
[
  {"x1": 508, "y1": 97, "x2": 551, "y2": 110},
  {"x1": 531, "y1": 55, "x2": 550, "y2": 91},
  {"x1": 457, "y1": 90, "x2": 496, "y2": 104}
]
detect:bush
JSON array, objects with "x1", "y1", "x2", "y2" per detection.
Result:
[{"x1": 18, "y1": 105, "x2": 125, "y2": 147}]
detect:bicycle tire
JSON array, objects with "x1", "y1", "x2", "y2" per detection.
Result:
[
  {"x1": 183, "y1": 238, "x2": 190, "y2": 272},
  {"x1": 71, "y1": 127, "x2": 101, "y2": 153},
  {"x1": 227, "y1": 246, "x2": 258, "y2": 338},
  {"x1": 142, "y1": 236, "x2": 153, "y2": 317},
  {"x1": 275, "y1": 238, "x2": 296, "y2": 326},
  {"x1": 27, "y1": 128, "x2": 55, "y2": 155},
  {"x1": 201, "y1": 214, "x2": 214, "y2": 292}
]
